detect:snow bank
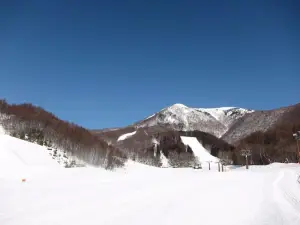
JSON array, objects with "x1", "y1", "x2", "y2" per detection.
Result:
[
  {"x1": 180, "y1": 136, "x2": 219, "y2": 162},
  {"x1": 117, "y1": 130, "x2": 136, "y2": 141}
]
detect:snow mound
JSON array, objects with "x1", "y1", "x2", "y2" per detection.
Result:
[
  {"x1": 117, "y1": 131, "x2": 136, "y2": 141},
  {"x1": 180, "y1": 136, "x2": 219, "y2": 162}
]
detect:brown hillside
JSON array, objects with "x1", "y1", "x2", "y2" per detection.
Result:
[
  {"x1": 0, "y1": 99, "x2": 126, "y2": 169},
  {"x1": 235, "y1": 103, "x2": 300, "y2": 164}
]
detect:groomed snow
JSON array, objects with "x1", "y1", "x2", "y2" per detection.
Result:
[
  {"x1": 180, "y1": 136, "x2": 219, "y2": 162},
  {"x1": 117, "y1": 131, "x2": 137, "y2": 141},
  {"x1": 1, "y1": 132, "x2": 300, "y2": 225},
  {"x1": 2, "y1": 161, "x2": 300, "y2": 225}
]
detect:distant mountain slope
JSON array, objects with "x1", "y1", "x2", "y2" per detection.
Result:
[
  {"x1": 222, "y1": 104, "x2": 299, "y2": 144},
  {"x1": 199, "y1": 107, "x2": 254, "y2": 131},
  {"x1": 93, "y1": 102, "x2": 300, "y2": 165},
  {"x1": 230, "y1": 103, "x2": 300, "y2": 164},
  {"x1": 92, "y1": 104, "x2": 253, "y2": 166},
  {"x1": 94, "y1": 125, "x2": 234, "y2": 167}
]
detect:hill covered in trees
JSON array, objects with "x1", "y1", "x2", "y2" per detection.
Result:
[{"x1": 0, "y1": 99, "x2": 126, "y2": 169}]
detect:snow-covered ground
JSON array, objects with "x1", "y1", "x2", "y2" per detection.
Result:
[
  {"x1": 0, "y1": 134, "x2": 61, "y2": 180},
  {"x1": 1, "y1": 132, "x2": 300, "y2": 225}
]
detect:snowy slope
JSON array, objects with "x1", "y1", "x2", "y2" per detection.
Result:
[
  {"x1": 199, "y1": 107, "x2": 254, "y2": 129},
  {"x1": 1, "y1": 162, "x2": 300, "y2": 225},
  {"x1": 180, "y1": 136, "x2": 219, "y2": 162},
  {"x1": 0, "y1": 133, "x2": 61, "y2": 179},
  {"x1": 117, "y1": 130, "x2": 137, "y2": 141},
  {"x1": 136, "y1": 103, "x2": 253, "y2": 137}
]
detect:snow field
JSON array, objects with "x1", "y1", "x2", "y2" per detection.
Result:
[
  {"x1": 2, "y1": 162, "x2": 300, "y2": 225},
  {"x1": 1, "y1": 130, "x2": 300, "y2": 225}
]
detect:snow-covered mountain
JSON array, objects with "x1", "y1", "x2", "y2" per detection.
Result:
[{"x1": 135, "y1": 103, "x2": 254, "y2": 137}]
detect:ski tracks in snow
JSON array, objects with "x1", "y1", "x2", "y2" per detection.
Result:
[
  {"x1": 272, "y1": 169, "x2": 300, "y2": 224},
  {"x1": 254, "y1": 168, "x2": 300, "y2": 225}
]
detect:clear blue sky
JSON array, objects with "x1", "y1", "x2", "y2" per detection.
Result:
[{"x1": 1, "y1": 0, "x2": 299, "y2": 129}]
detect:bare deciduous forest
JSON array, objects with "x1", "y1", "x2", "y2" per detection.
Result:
[
  {"x1": 235, "y1": 104, "x2": 300, "y2": 164},
  {"x1": 0, "y1": 99, "x2": 126, "y2": 169}
]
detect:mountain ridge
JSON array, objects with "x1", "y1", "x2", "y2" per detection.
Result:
[
  {"x1": 2, "y1": 98, "x2": 300, "y2": 167},
  {"x1": 133, "y1": 103, "x2": 254, "y2": 137}
]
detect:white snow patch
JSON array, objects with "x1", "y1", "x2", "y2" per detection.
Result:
[
  {"x1": 198, "y1": 107, "x2": 254, "y2": 124},
  {"x1": 198, "y1": 107, "x2": 236, "y2": 121},
  {"x1": 180, "y1": 136, "x2": 219, "y2": 162},
  {"x1": 160, "y1": 151, "x2": 170, "y2": 167},
  {"x1": 117, "y1": 130, "x2": 137, "y2": 141},
  {"x1": 0, "y1": 125, "x2": 5, "y2": 135}
]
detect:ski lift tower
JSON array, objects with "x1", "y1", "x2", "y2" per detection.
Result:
[
  {"x1": 241, "y1": 149, "x2": 252, "y2": 169},
  {"x1": 293, "y1": 131, "x2": 300, "y2": 163}
]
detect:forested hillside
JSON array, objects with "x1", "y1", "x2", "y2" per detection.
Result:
[
  {"x1": 234, "y1": 104, "x2": 300, "y2": 164},
  {"x1": 0, "y1": 99, "x2": 126, "y2": 169}
]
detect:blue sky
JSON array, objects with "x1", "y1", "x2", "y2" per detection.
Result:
[{"x1": 1, "y1": 0, "x2": 299, "y2": 129}]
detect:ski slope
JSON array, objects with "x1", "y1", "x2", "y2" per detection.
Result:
[
  {"x1": 1, "y1": 131, "x2": 300, "y2": 225},
  {"x1": 1, "y1": 162, "x2": 300, "y2": 225},
  {"x1": 117, "y1": 130, "x2": 137, "y2": 141},
  {"x1": 180, "y1": 136, "x2": 219, "y2": 162},
  {"x1": 0, "y1": 133, "x2": 61, "y2": 180}
]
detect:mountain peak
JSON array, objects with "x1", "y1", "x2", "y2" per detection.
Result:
[
  {"x1": 136, "y1": 104, "x2": 254, "y2": 137},
  {"x1": 168, "y1": 103, "x2": 188, "y2": 109}
]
